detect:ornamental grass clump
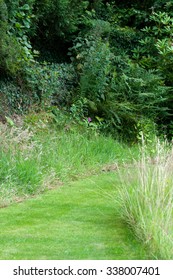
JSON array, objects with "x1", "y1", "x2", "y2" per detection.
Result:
[{"x1": 117, "y1": 139, "x2": 173, "y2": 259}]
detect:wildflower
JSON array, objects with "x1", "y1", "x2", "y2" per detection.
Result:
[{"x1": 88, "y1": 117, "x2": 92, "y2": 123}]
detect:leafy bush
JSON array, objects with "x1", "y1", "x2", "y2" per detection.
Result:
[
  {"x1": 131, "y1": 10, "x2": 173, "y2": 137},
  {"x1": 25, "y1": 61, "x2": 77, "y2": 108},
  {"x1": 0, "y1": 0, "x2": 172, "y2": 142},
  {"x1": 69, "y1": 26, "x2": 169, "y2": 141},
  {"x1": 0, "y1": 1, "x2": 36, "y2": 77},
  {"x1": 50, "y1": 63, "x2": 78, "y2": 107},
  {"x1": 79, "y1": 39, "x2": 112, "y2": 104},
  {"x1": 0, "y1": 61, "x2": 78, "y2": 114},
  {"x1": 0, "y1": 1, "x2": 23, "y2": 76},
  {"x1": 105, "y1": 64, "x2": 168, "y2": 141},
  {"x1": 0, "y1": 79, "x2": 33, "y2": 114}
]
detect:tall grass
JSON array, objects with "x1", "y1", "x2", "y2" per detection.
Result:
[
  {"x1": 0, "y1": 119, "x2": 137, "y2": 206},
  {"x1": 117, "y1": 139, "x2": 173, "y2": 259}
]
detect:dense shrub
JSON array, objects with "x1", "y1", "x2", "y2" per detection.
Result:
[
  {"x1": 69, "y1": 22, "x2": 169, "y2": 141},
  {"x1": 25, "y1": 62, "x2": 77, "y2": 108},
  {"x1": 0, "y1": 0, "x2": 172, "y2": 141},
  {"x1": 0, "y1": 0, "x2": 22, "y2": 76},
  {"x1": 0, "y1": 79, "x2": 33, "y2": 114}
]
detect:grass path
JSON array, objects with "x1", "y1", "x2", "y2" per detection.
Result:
[{"x1": 0, "y1": 173, "x2": 149, "y2": 260}]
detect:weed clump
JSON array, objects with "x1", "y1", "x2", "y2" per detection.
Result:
[{"x1": 117, "y1": 139, "x2": 173, "y2": 259}]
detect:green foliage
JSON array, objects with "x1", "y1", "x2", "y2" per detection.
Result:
[
  {"x1": 0, "y1": 34, "x2": 22, "y2": 76},
  {"x1": 0, "y1": 79, "x2": 33, "y2": 114},
  {"x1": 130, "y1": 9, "x2": 173, "y2": 137},
  {"x1": 50, "y1": 63, "x2": 77, "y2": 107},
  {"x1": 25, "y1": 62, "x2": 59, "y2": 107},
  {"x1": 79, "y1": 39, "x2": 112, "y2": 103},
  {"x1": 110, "y1": 27, "x2": 142, "y2": 56},
  {"x1": 7, "y1": 2, "x2": 35, "y2": 62},
  {"x1": 0, "y1": 1, "x2": 21, "y2": 75},
  {"x1": 33, "y1": 0, "x2": 89, "y2": 43},
  {"x1": 0, "y1": 1, "x2": 36, "y2": 77},
  {"x1": 132, "y1": 11, "x2": 173, "y2": 82},
  {"x1": 69, "y1": 23, "x2": 169, "y2": 141},
  {"x1": 105, "y1": 64, "x2": 168, "y2": 141},
  {"x1": 0, "y1": 60, "x2": 77, "y2": 114},
  {"x1": 0, "y1": 0, "x2": 172, "y2": 141}
]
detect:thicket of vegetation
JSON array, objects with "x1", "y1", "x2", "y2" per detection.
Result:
[
  {"x1": 0, "y1": 0, "x2": 173, "y2": 141},
  {"x1": 0, "y1": 113, "x2": 136, "y2": 207},
  {"x1": 1, "y1": 0, "x2": 173, "y2": 260}
]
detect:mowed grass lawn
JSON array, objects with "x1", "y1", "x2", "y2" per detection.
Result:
[{"x1": 0, "y1": 173, "x2": 150, "y2": 260}]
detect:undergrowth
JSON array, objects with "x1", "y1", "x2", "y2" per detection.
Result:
[{"x1": 0, "y1": 112, "x2": 138, "y2": 207}]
